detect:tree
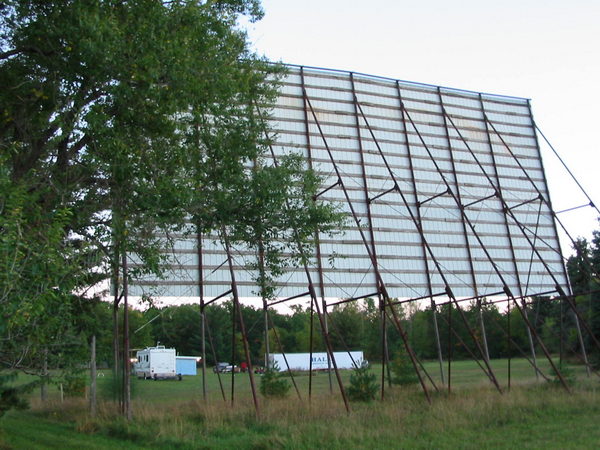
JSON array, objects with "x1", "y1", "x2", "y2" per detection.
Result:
[
  {"x1": 390, "y1": 344, "x2": 418, "y2": 386},
  {"x1": 1, "y1": 1, "x2": 339, "y2": 414},
  {"x1": 566, "y1": 229, "x2": 600, "y2": 360}
]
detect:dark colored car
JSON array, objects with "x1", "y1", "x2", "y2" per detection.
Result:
[{"x1": 213, "y1": 362, "x2": 230, "y2": 373}]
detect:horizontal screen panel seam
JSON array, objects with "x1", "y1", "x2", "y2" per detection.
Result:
[
  {"x1": 274, "y1": 114, "x2": 535, "y2": 138},
  {"x1": 277, "y1": 130, "x2": 541, "y2": 155},
  {"x1": 282, "y1": 79, "x2": 530, "y2": 115},
  {"x1": 289, "y1": 66, "x2": 529, "y2": 103},
  {"x1": 278, "y1": 90, "x2": 532, "y2": 123}
]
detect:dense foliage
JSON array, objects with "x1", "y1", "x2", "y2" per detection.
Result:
[
  {"x1": 0, "y1": 0, "x2": 340, "y2": 386},
  {"x1": 106, "y1": 293, "x2": 589, "y2": 368}
]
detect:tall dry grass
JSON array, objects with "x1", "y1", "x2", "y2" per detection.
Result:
[{"x1": 27, "y1": 381, "x2": 600, "y2": 448}]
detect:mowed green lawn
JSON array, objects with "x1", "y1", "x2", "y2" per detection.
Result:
[{"x1": 1, "y1": 358, "x2": 599, "y2": 449}]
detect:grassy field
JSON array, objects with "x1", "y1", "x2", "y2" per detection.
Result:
[{"x1": 1, "y1": 358, "x2": 599, "y2": 448}]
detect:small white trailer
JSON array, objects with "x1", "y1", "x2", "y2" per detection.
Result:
[
  {"x1": 268, "y1": 351, "x2": 365, "y2": 372},
  {"x1": 134, "y1": 345, "x2": 180, "y2": 380}
]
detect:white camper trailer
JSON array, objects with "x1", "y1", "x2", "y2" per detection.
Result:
[{"x1": 134, "y1": 345, "x2": 180, "y2": 380}]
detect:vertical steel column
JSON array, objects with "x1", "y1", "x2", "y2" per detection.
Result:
[
  {"x1": 448, "y1": 302, "x2": 452, "y2": 392},
  {"x1": 230, "y1": 288, "x2": 236, "y2": 406},
  {"x1": 396, "y1": 81, "x2": 445, "y2": 386},
  {"x1": 526, "y1": 100, "x2": 590, "y2": 375},
  {"x1": 122, "y1": 252, "x2": 132, "y2": 420},
  {"x1": 90, "y1": 335, "x2": 97, "y2": 417},
  {"x1": 438, "y1": 88, "x2": 490, "y2": 364},
  {"x1": 483, "y1": 114, "x2": 600, "y2": 358},
  {"x1": 398, "y1": 106, "x2": 504, "y2": 392},
  {"x1": 308, "y1": 295, "x2": 315, "y2": 398},
  {"x1": 507, "y1": 297, "x2": 512, "y2": 389},
  {"x1": 266, "y1": 310, "x2": 302, "y2": 400},
  {"x1": 300, "y1": 67, "x2": 348, "y2": 408},
  {"x1": 478, "y1": 94, "x2": 538, "y2": 380},
  {"x1": 196, "y1": 230, "x2": 207, "y2": 400},
  {"x1": 304, "y1": 92, "x2": 432, "y2": 403},
  {"x1": 259, "y1": 242, "x2": 270, "y2": 370},
  {"x1": 255, "y1": 99, "x2": 349, "y2": 412},
  {"x1": 349, "y1": 73, "x2": 386, "y2": 398},
  {"x1": 222, "y1": 230, "x2": 260, "y2": 417},
  {"x1": 437, "y1": 110, "x2": 572, "y2": 389},
  {"x1": 300, "y1": 67, "x2": 332, "y2": 395}
]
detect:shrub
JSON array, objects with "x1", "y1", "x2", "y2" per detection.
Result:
[
  {"x1": 0, "y1": 372, "x2": 33, "y2": 418},
  {"x1": 259, "y1": 363, "x2": 291, "y2": 398},
  {"x1": 62, "y1": 372, "x2": 86, "y2": 397},
  {"x1": 390, "y1": 345, "x2": 419, "y2": 386},
  {"x1": 347, "y1": 361, "x2": 379, "y2": 402},
  {"x1": 549, "y1": 365, "x2": 576, "y2": 387}
]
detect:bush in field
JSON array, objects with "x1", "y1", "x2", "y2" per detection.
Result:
[
  {"x1": 0, "y1": 372, "x2": 33, "y2": 417},
  {"x1": 260, "y1": 363, "x2": 290, "y2": 398},
  {"x1": 391, "y1": 345, "x2": 419, "y2": 386},
  {"x1": 347, "y1": 361, "x2": 379, "y2": 402},
  {"x1": 62, "y1": 372, "x2": 86, "y2": 398},
  {"x1": 550, "y1": 365, "x2": 576, "y2": 387}
]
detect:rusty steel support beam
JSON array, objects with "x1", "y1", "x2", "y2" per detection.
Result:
[
  {"x1": 267, "y1": 309, "x2": 302, "y2": 401},
  {"x1": 350, "y1": 73, "x2": 386, "y2": 398},
  {"x1": 400, "y1": 103, "x2": 570, "y2": 391},
  {"x1": 439, "y1": 88, "x2": 490, "y2": 365},
  {"x1": 329, "y1": 291, "x2": 380, "y2": 308},
  {"x1": 315, "y1": 179, "x2": 341, "y2": 199},
  {"x1": 478, "y1": 94, "x2": 538, "y2": 382},
  {"x1": 389, "y1": 291, "x2": 447, "y2": 306},
  {"x1": 526, "y1": 100, "x2": 592, "y2": 376},
  {"x1": 222, "y1": 229, "x2": 260, "y2": 417},
  {"x1": 395, "y1": 81, "x2": 445, "y2": 386},
  {"x1": 369, "y1": 185, "x2": 398, "y2": 204},
  {"x1": 417, "y1": 188, "x2": 450, "y2": 207},
  {"x1": 304, "y1": 90, "x2": 432, "y2": 403},
  {"x1": 300, "y1": 67, "x2": 335, "y2": 398},
  {"x1": 448, "y1": 302, "x2": 452, "y2": 392},
  {"x1": 436, "y1": 304, "x2": 495, "y2": 376},
  {"x1": 203, "y1": 288, "x2": 233, "y2": 307},
  {"x1": 255, "y1": 91, "x2": 349, "y2": 412},
  {"x1": 507, "y1": 195, "x2": 543, "y2": 211},
  {"x1": 268, "y1": 291, "x2": 312, "y2": 307},
  {"x1": 481, "y1": 114, "x2": 599, "y2": 363},
  {"x1": 196, "y1": 230, "x2": 207, "y2": 400},
  {"x1": 382, "y1": 308, "x2": 440, "y2": 392},
  {"x1": 354, "y1": 96, "x2": 500, "y2": 393},
  {"x1": 480, "y1": 299, "x2": 551, "y2": 381},
  {"x1": 204, "y1": 308, "x2": 227, "y2": 402},
  {"x1": 463, "y1": 193, "x2": 498, "y2": 209}
]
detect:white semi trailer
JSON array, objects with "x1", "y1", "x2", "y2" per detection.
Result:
[
  {"x1": 269, "y1": 351, "x2": 365, "y2": 372},
  {"x1": 134, "y1": 345, "x2": 181, "y2": 380}
]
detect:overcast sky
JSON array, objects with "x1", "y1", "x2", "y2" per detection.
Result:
[{"x1": 243, "y1": 0, "x2": 600, "y2": 253}]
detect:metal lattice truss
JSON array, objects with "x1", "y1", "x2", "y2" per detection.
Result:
[
  {"x1": 125, "y1": 65, "x2": 600, "y2": 412},
  {"x1": 130, "y1": 65, "x2": 569, "y2": 302}
]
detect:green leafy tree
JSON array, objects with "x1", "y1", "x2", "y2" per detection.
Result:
[{"x1": 1, "y1": 1, "x2": 340, "y2": 407}]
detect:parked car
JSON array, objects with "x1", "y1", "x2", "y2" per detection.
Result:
[{"x1": 213, "y1": 362, "x2": 229, "y2": 373}]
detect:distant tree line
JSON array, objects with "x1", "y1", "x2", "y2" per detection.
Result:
[
  {"x1": 88, "y1": 276, "x2": 600, "y2": 369},
  {"x1": 5, "y1": 223, "x2": 597, "y2": 378}
]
